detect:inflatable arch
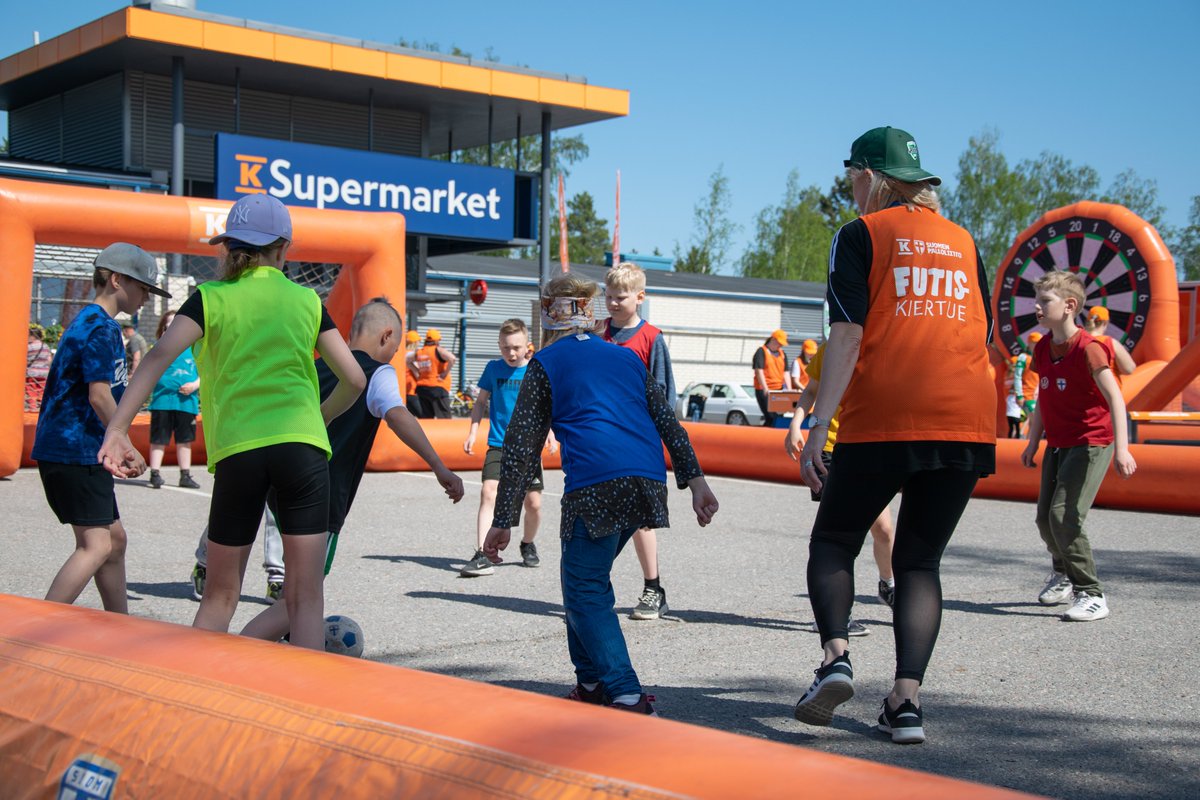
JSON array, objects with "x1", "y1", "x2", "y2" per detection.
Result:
[{"x1": 0, "y1": 178, "x2": 406, "y2": 478}]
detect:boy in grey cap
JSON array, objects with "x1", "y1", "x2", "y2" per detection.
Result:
[{"x1": 32, "y1": 243, "x2": 169, "y2": 613}]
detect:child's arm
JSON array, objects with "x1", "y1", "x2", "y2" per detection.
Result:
[
  {"x1": 647, "y1": 334, "x2": 677, "y2": 405},
  {"x1": 88, "y1": 382, "x2": 118, "y2": 428},
  {"x1": 315, "y1": 329, "x2": 367, "y2": 425},
  {"x1": 642, "y1": 372, "x2": 718, "y2": 525},
  {"x1": 99, "y1": 316, "x2": 202, "y2": 477},
  {"x1": 464, "y1": 388, "x2": 490, "y2": 454},
  {"x1": 385, "y1": 404, "x2": 464, "y2": 502},
  {"x1": 785, "y1": 379, "x2": 819, "y2": 461},
  {"x1": 1021, "y1": 402, "x2": 1044, "y2": 467},
  {"x1": 1093, "y1": 367, "x2": 1137, "y2": 478},
  {"x1": 405, "y1": 351, "x2": 420, "y2": 379}
]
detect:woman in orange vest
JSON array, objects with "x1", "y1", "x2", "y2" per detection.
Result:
[
  {"x1": 793, "y1": 127, "x2": 996, "y2": 745},
  {"x1": 752, "y1": 329, "x2": 793, "y2": 426},
  {"x1": 1082, "y1": 306, "x2": 1135, "y2": 378},
  {"x1": 402, "y1": 330, "x2": 426, "y2": 418},
  {"x1": 411, "y1": 328, "x2": 456, "y2": 419}
]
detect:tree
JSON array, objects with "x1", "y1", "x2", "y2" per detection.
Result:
[
  {"x1": 739, "y1": 171, "x2": 832, "y2": 282},
  {"x1": 1171, "y1": 196, "x2": 1200, "y2": 281},
  {"x1": 1102, "y1": 169, "x2": 1168, "y2": 231},
  {"x1": 818, "y1": 173, "x2": 858, "y2": 230},
  {"x1": 550, "y1": 191, "x2": 609, "y2": 265},
  {"x1": 674, "y1": 165, "x2": 738, "y2": 274}
]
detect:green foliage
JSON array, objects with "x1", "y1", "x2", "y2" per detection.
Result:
[
  {"x1": 1171, "y1": 196, "x2": 1200, "y2": 281},
  {"x1": 30, "y1": 322, "x2": 63, "y2": 348},
  {"x1": 738, "y1": 171, "x2": 833, "y2": 282},
  {"x1": 674, "y1": 165, "x2": 738, "y2": 274},
  {"x1": 551, "y1": 191, "x2": 610, "y2": 265},
  {"x1": 450, "y1": 133, "x2": 589, "y2": 177}
]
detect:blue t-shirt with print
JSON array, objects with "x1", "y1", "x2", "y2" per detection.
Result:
[
  {"x1": 149, "y1": 347, "x2": 200, "y2": 414},
  {"x1": 478, "y1": 358, "x2": 528, "y2": 448},
  {"x1": 32, "y1": 304, "x2": 127, "y2": 465}
]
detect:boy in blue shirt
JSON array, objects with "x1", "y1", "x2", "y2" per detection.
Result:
[
  {"x1": 461, "y1": 318, "x2": 555, "y2": 576},
  {"x1": 33, "y1": 243, "x2": 170, "y2": 612}
]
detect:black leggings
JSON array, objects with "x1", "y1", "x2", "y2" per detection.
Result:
[{"x1": 808, "y1": 464, "x2": 979, "y2": 683}]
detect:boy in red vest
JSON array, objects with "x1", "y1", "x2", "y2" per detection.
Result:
[
  {"x1": 603, "y1": 262, "x2": 676, "y2": 620},
  {"x1": 1021, "y1": 271, "x2": 1136, "y2": 622}
]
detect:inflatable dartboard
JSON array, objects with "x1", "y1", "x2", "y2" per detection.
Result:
[{"x1": 992, "y1": 201, "x2": 1179, "y2": 362}]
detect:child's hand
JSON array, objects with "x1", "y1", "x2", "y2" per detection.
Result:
[
  {"x1": 463, "y1": 431, "x2": 476, "y2": 454},
  {"x1": 98, "y1": 429, "x2": 146, "y2": 478},
  {"x1": 483, "y1": 526, "x2": 511, "y2": 563},
  {"x1": 1020, "y1": 441, "x2": 1039, "y2": 468},
  {"x1": 544, "y1": 431, "x2": 559, "y2": 454},
  {"x1": 687, "y1": 477, "x2": 719, "y2": 527},
  {"x1": 1114, "y1": 449, "x2": 1137, "y2": 479},
  {"x1": 436, "y1": 466, "x2": 465, "y2": 502},
  {"x1": 179, "y1": 381, "x2": 199, "y2": 396}
]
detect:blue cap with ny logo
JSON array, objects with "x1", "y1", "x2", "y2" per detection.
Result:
[{"x1": 210, "y1": 194, "x2": 293, "y2": 247}]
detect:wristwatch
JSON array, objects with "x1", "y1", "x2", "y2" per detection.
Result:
[{"x1": 806, "y1": 415, "x2": 831, "y2": 430}]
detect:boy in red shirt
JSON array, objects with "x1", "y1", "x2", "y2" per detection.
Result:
[{"x1": 1021, "y1": 272, "x2": 1136, "y2": 622}]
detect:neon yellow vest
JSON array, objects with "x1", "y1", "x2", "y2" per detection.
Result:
[{"x1": 194, "y1": 266, "x2": 330, "y2": 471}]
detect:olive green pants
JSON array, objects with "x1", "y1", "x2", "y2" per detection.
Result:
[{"x1": 1035, "y1": 443, "x2": 1112, "y2": 596}]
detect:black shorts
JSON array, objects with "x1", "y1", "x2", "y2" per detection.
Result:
[
  {"x1": 39, "y1": 462, "x2": 120, "y2": 527},
  {"x1": 810, "y1": 450, "x2": 834, "y2": 502},
  {"x1": 208, "y1": 443, "x2": 329, "y2": 546},
  {"x1": 150, "y1": 409, "x2": 197, "y2": 445},
  {"x1": 482, "y1": 447, "x2": 544, "y2": 491}
]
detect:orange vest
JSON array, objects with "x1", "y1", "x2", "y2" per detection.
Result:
[
  {"x1": 404, "y1": 354, "x2": 418, "y2": 395},
  {"x1": 754, "y1": 345, "x2": 787, "y2": 390},
  {"x1": 837, "y1": 206, "x2": 994, "y2": 445},
  {"x1": 1092, "y1": 334, "x2": 1122, "y2": 385},
  {"x1": 414, "y1": 344, "x2": 451, "y2": 390}
]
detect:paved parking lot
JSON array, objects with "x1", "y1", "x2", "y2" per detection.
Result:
[{"x1": 2, "y1": 465, "x2": 1196, "y2": 799}]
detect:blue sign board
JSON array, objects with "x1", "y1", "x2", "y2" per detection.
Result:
[{"x1": 215, "y1": 133, "x2": 519, "y2": 241}]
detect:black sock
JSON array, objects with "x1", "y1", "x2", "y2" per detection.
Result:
[{"x1": 644, "y1": 577, "x2": 661, "y2": 590}]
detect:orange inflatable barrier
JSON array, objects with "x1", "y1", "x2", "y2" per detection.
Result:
[
  {"x1": 1129, "y1": 335, "x2": 1200, "y2": 412},
  {"x1": 0, "y1": 594, "x2": 1036, "y2": 799},
  {"x1": 0, "y1": 178, "x2": 405, "y2": 478}
]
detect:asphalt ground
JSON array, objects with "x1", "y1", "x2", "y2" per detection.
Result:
[{"x1": 2, "y1": 464, "x2": 1197, "y2": 799}]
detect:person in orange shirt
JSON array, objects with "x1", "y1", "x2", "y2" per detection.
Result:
[
  {"x1": 1082, "y1": 307, "x2": 1136, "y2": 378},
  {"x1": 752, "y1": 329, "x2": 793, "y2": 426},
  {"x1": 793, "y1": 126, "x2": 996, "y2": 744},
  {"x1": 409, "y1": 328, "x2": 456, "y2": 419},
  {"x1": 790, "y1": 339, "x2": 819, "y2": 390}
]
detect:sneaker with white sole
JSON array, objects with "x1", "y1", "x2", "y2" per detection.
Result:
[
  {"x1": 878, "y1": 698, "x2": 925, "y2": 744},
  {"x1": 459, "y1": 549, "x2": 495, "y2": 577},
  {"x1": 847, "y1": 620, "x2": 870, "y2": 637},
  {"x1": 1038, "y1": 571, "x2": 1073, "y2": 605},
  {"x1": 519, "y1": 541, "x2": 540, "y2": 568},
  {"x1": 1062, "y1": 592, "x2": 1109, "y2": 621},
  {"x1": 190, "y1": 563, "x2": 205, "y2": 601},
  {"x1": 630, "y1": 586, "x2": 667, "y2": 620},
  {"x1": 793, "y1": 653, "x2": 854, "y2": 726}
]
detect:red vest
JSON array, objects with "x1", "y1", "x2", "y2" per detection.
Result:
[
  {"x1": 1034, "y1": 331, "x2": 1114, "y2": 448},
  {"x1": 603, "y1": 319, "x2": 661, "y2": 368}
]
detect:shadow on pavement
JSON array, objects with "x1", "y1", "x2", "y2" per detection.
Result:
[{"x1": 126, "y1": 581, "x2": 269, "y2": 605}]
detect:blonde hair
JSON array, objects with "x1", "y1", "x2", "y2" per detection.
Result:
[
  {"x1": 1034, "y1": 271, "x2": 1086, "y2": 311},
  {"x1": 498, "y1": 318, "x2": 529, "y2": 337},
  {"x1": 849, "y1": 167, "x2": 941, "y2": 215},
  {"x1": 219, "y1": 238, "x2": 287, "y2": 281},
  {"x1": 605, "y1": 261, "x2": 646, "y2": 293},
  {"x1": 540, "y1": 272, "x2": 600, "y2": 348}
]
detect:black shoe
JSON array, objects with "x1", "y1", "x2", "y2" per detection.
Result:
[
  {"x1": 878, "y1": 697, "x2": 925, "y2": 744},
  {"x1": 519, "y1": 541, "x2": 540, "y2": 568},
  {"x1": 565, "y1": 683, "x2": 607, "y2": 705},
  {"x1": 179, "y1": 472, "x2": 201, "y2": 489},
  {"x1": 459, "y1": 549, "x2": 494, "y2": 577},
  {"x1": 794, "y1": 653, "x2": 854, "y2": 726},
  {"x1": 878, "y1": 579, "x2": 895, "y2": 608},
  {"x1": 630, "y1": 585, "x2": 667, "y2": 620},
  {"x1": 610, "y1": 693, "x2": 658, "y2": 716},
  {"x1": 149, "y1": 470, "x2": 164, "y2": 489}
]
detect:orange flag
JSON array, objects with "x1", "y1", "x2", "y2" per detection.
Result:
[
  {"x1": 557, "y1": 173, "x2": 569, "y2": 271},
  {"x1": 612, "y1": 170, "x2": 621, "y2": 267}
]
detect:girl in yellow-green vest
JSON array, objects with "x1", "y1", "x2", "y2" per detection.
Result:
[{"x1": 100, "y1": 194, "x2": 366, "y2": 650}]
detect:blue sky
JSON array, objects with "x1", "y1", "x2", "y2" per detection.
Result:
[{"x1": 2, "y1": 1, "x2": 1197, "y2": 273}]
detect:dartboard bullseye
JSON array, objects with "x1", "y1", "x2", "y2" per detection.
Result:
[{"x1": 994, "y1": 204, "x2": 1161, "y2": 358}]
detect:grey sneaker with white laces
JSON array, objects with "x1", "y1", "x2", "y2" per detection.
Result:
[
  {"x1": 1038, "y1": 571, "x2": 1074, "y2": 605},
  {"x1": 630, "y1": 585, "x2": 667, "y2": 620}
]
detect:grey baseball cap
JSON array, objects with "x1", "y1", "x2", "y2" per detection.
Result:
[
  {"x1": 210, "y1": 194, "x2": 293, "y2": 247},
  {"x1": 94, "y1": 243, "x2": 171, "y2": 298}
]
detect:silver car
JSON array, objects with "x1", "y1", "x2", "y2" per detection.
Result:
[{"x1": 675, "y1": 381, "x2": 765, "y2": 426}]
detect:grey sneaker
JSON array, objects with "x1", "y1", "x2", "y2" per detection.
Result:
[
  {"x1": 1062, "y1": 592, "x2": 1110, "y2": 622},
  {"x1": 190, "y1": 563, "x2": 205, "y2": 601},
  {"x1": 794, "y1": 653, "x2": 854, "y2": 726},
  {"x1": 149, "y1": 469, "x2": 164, "y2": 489},
  {"x1": 519, "y1": 541, "x2": 540, "y2": 568},
  {"x1": 459, "y1": 549, "x2": 495, "y2": 577},
  {"x1": 179, "y1": 472, "x2": 201, "y2": 489},
  {"x1": 1038, "y1": 571, "x2": 1073, "y2": 605},
  {"x1": 630, "y1": 586, "x2": 667, "y2": 620},
  {"x1": 847, "y1": 620, "x2": 870, "y2": 637}
]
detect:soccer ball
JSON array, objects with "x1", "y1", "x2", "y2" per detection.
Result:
[{"x1": 324, "y1": 614, "x2": 364, "y2": 658}]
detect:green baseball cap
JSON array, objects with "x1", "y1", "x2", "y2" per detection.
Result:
[{"x1": 844, "y1": 126, "x2": 941, "y2": 185}]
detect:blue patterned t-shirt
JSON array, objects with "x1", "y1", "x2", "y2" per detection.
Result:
[
  {"x1": 478, "y1": 359, "x2": 528, "y2": 448},
  {"x1": 32, "y1": 304, "x2": 126, "y2": 465}
]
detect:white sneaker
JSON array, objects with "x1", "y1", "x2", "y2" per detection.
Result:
[
  {"x1": 1062, "y1": 592, "x2": 1109, "y2": 622},
  {"x1": 1038, "y1": 572, "x2": 1073, "y2": 605}
]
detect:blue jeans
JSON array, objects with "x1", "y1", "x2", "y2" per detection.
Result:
[{"x1": 561, "y1": 518, "x2": 639, "y2": 698}]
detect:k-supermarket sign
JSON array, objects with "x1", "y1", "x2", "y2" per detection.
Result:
[{"x1": 215, "y1": 134, "x2": 519, "y2": 241}]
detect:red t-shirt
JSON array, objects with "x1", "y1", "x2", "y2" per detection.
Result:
[{"x1": 1034, "y1": 331, "x2": 1114, "y2": 448}]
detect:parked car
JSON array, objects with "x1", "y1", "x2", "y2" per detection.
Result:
[{"x1": 675, "y1": 381, "x2": 765, "y2": 426}]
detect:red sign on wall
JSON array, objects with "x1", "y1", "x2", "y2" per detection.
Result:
[{"x1": 468, "y1": 279, "x2": 488, "y2": 306}]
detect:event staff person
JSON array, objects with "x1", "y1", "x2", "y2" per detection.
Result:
[
  {"x1": 792, "y1": 126, "x2": 996, "y2": 744},
  {"x1": 752, "y1": 329, "x2": 792, "y2": 426}
]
